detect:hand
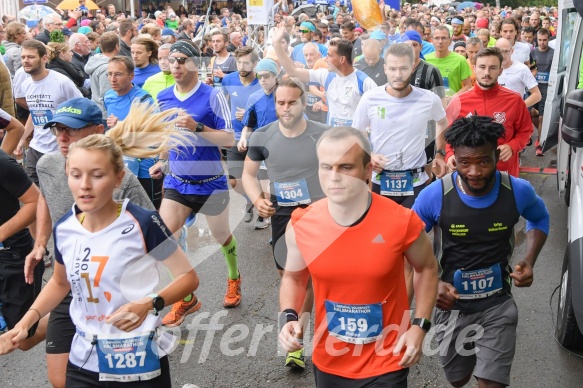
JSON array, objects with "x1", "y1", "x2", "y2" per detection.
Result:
[
  {"x1": 106, "y1": 299, "x2": 151, "y2": 332},
  {"x1": 237, "y1": 137, "x2": 248, "y2": 152},
  {"x1": 436, "y1": 280, "x2": 459, "y2": 310},
  {"x1": 271, "y1": 24, "x2": 287, "y2": 46},
  {"x1": 0, "y1": 325, "x2": 29, "y2": 355},
  {"x1": 254, "y1": 198, "x2": 276, "y2": 218},
  {"x1": 24, "y1": 245, "x2": 46, "y2": 284},
  {"x1": 14, "y1": 139, "x2": 25, "y2": 156},
  {"x1": 371, "y1": 153, "x2": 389, "y2": 173},
  {"x1": 497, "y1": 144, "x2": 513, "y2": 162},
  {"x1": 149, "y1": 161, "x2": 165, "y2": 179},
  {"x1": 432, "y1": 156, "x2": 447, "y2": 178},
  {"x1": 312, "y1": 101, "x2": 323, "y2": 112},
  {"x1": 176, "y1": 111, "x2": 197, "y2": 131},
  {"x1": 205, "y1": 76, "x2": 213, "y2": 85},
  {"x1": 394, "y1": 325, "x2": 425, "y2": 367},
  {"x1": 212, "y1": 68, "x2": 225, "y2": 78},
  {"x1": 106, "y1": 114, "x2": 118, "y2": 129},
  {"x1": 509, "y1": 260, "x2": 534, "y2": 287},
  {"x1": 446, "y1": 155, "x2": 456, "y2": 173},
  {"x1": 235, "y1": 107, "x2": 245, "y2": 121},
  {"x1": 279, "y1": 321, "x2": 303, "y2": 352}
]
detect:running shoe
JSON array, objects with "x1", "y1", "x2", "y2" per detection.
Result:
[
  {"x1": 536, "y1": 146, "x2": 544, "y2": 156},
  {"x1": 285, "y1": 348, "x2": 305, "y2": 369},
  {"x1": 254, "y1": 216, "x2": 270, "y2": 230},
  {"x1": 185, "y1": 213, "x2": 198, "y2": 228},
  {"x1": 243, "y1": 203, "x2": 253, "y2": 223},
  {"x1": 223, "y1": 275, "x2": 242, "y2": 308},
  {"x1": 527, "y1": 137, "x2": 533, "y2": 147},
  {"x1": 162, "y1": 296, "x2": 201, "y2": 327},
  {"x1": 178, "y1": 225, "x2": 188, "y2": 252}
]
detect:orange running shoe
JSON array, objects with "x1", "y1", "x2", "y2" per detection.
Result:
[
  {"x1": 223, "y1": 275, "x2": 242, "y2": 308},
  {"x1": 162, "y1": 296, "x2": 201, "y2": 327}
]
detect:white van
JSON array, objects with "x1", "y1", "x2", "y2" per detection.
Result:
[{"x1": 540, "y1": 0, "x2": 583, "y2": 350}]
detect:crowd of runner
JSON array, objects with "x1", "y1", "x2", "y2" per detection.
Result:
[{"x1": 0, "y1": 1, "x2": 554, "y2": 387}]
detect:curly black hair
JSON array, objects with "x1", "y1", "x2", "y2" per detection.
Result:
[{"x1": 444, "y1": 115, "x2": 506, "y2": 150}]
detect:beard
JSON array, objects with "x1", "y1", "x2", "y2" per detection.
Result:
[
  {"x1": 477, "y1": 78, "x2": 497, "y2": 89},
  {"x1": 239, "y1": 70, "x2": 252, "y2": 78},
  {"x1": 459, "y1": 170, "x2": 496, "y2": 195},
  {"x1": 277, "y1": 111, "x2": 303, "y2": 129}
]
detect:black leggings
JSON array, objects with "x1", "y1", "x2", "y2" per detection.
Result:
[{"x1": 138, "y1": 177, "x2": 164, "y2": 210}]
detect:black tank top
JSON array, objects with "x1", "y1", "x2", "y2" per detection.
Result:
[{"x1": 436, "y1": 172, "x2": 520, "y2": 313}]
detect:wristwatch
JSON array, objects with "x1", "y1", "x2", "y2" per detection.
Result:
[
  {"x1": 436, "y1": 149, "x2": 447, "y2": 157},
  {"x1": 147, "y1": 293, "x2": 165, "y2": 316},
  {"x1": 412, "y1": 318, "x2": 432, "y2": 333},
  {"x1": 195, "y1": 122, "x2": 205, "y2": 132}
]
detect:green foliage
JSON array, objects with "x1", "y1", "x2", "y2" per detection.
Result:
[
  {"x1": 499, "y1": 0, "x2": 558, "y2": 8},
  {"x1": 49, "y1": 30, "x2": 65, "y2": 43}
]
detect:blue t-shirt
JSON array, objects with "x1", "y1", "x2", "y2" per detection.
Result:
[
  {"x1": 241, "y1": 89, "x2": 278, "y2": 129},
  {"x1": 157, "y1": 82, "x2": 233, "y2": 195},
  {"x1": 103, "y1": 85, "x2": 157, "y2": 178},
  {"x1": 291, "y1": 43, "x2": 328, "y2": 66},
  {"x1": 421, "y1": 41, "x2": 436, "y2": 56},
  {"x1": 134, "y1": 63, "x2": 160, "y2": 88},
  {"x1": 221, "y1": 72, "x2": 261, "y2": 140},
  {"x1": 412, "y1": 171, "x2": 550, "y2": 234}
]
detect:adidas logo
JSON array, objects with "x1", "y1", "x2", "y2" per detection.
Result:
[
  {"x1": 232, "y1": 91, "x2": 238, "y2": 96},
  {"x1": 372, "y1": 234, "x2": 385, "y2": 244}
]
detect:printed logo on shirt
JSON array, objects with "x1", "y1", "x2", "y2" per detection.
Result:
[
  {"x1": 377, "y1": 107, "x2": 386, "y2": 119},
  {"x1": 121, "y1": 224, "x2": 135, "y2": 235},
  {"x1": 345, "y1": 86, "x2": 353, "y2": 96},
  {"x1": 493, "y1": 112, "x2": 506, "y2": 124},
  {"x1": 232, "y1": 91, "x2": 238, "y2": 96},
  {"x1": 372, "y1": 234, "x2": 385, "y2": 244},
  {"x1": 466, "y1": 112, "x2": 473, "y2": 118}
]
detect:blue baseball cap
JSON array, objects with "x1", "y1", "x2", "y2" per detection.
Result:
[
  {"x1": 397, "y1": 30, "x2": 423, "y2": 45},
  {"x1": 44, "y1": 98, "x2": 103, "y2": 129},
  {"x1": 161, "y1": 28, "x2": 177, "y2": 37},
  {"x1": 370, "y1": 29, "x2": 387, "y2": 40},
  {"x1": 62, "y1": 27, "x2": 73, "y2": 36}
]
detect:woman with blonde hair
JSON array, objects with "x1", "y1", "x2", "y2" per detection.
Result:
[
  {"x1": 47, "y1": 41, "x2": 91, "y2": 97},
  {"x1": 0, "y1": 102, "x2": 198, "y2": 386}
]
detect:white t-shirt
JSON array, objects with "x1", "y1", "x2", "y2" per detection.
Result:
[
  {"x1": 54, "y1": 199, "x2": 178, "y2": 373},
  {"x1": 309, "y1": 68, "x2": 377, "y2": 126},
  {"x1": 498, "y1": 60, "x2": 538, "y2": 96},
  {"x1": 22, "y1": 70, "x2": 82, "y2": 154},
  {"x1": 352, "y1": 85, "x2": 446, "y2": 186},
  {"x1": 512, "y1": 41, "x2": 531, "y2": 64},
  {"x1": 12, "y1": 67, "x2": 30, "y2": 99}
]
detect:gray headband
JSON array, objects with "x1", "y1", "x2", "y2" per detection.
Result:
[{"x1": 170, "y1": 41, "x2": 200, "y2": 58}]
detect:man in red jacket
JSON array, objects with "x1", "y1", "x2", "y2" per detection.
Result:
[{"x1": 445, "y1": 47, "x2": 532, "y2": 177}]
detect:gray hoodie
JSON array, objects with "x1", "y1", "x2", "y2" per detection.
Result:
[
  {"x1": 84, "y1": 54, "x2": 111, "y2": 120},
  {"x1": 3, "y1": 41, "x2": 21, "y2": 78}
]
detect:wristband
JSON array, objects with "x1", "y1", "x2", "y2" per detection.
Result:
[{"x1": 282, "y1": 309, "x2": 299, "y2": 322}]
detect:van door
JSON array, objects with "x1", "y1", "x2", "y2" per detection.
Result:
[{"x1": 540, "y1": 1, "x2": 582, "y2": 194}]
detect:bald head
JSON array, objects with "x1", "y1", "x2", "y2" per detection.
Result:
[
  {"x1": 362, "y1": 38, "x2": 382, "y2": 66},
  {"x1": 495, "y1": 38, "x2": 513, "y2": 67}
]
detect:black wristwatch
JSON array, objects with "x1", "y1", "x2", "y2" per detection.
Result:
[
  {"x1": 436, "y1": 149, "x2": 446, "y2": 157},
  {"x1": 195, "y1": 122, "x2": 205, "y2": 132},
  {"x1": 412, "y1": 318, "x2": 432, "y2": 333},
  {"x1": 147, "y1": 294, "x2": 165, "y2": 316}
]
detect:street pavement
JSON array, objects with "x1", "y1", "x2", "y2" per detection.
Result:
[{"x1": 1, "y1": 144, "x2": 583, "y2": 387}]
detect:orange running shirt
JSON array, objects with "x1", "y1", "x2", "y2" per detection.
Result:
[{"x1": 291, "y1": 193, "x2": 424, "y2": 379}]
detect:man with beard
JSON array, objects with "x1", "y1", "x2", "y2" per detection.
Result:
[
  {"x1": 412, "y1": 115, "x2": 548, "y2": 388},
  {"x1": 16, "y1": 40, "x2": 82, "y2": 187},
  {"x1": 531, "y1": 29, "x2": 554, "y2": 156},
  {"x1": 221, "y1": 47, "x2": 261, "y2": 224},
  {"x1": 445, "y1": 48, "x2": 532, "y2": 178},
  {"x1": 353, "y1": 43, "x2": 448, "y2": 305},
  {"x1": 242, "y1": 78, "x2": 329, "y2": 370}
]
